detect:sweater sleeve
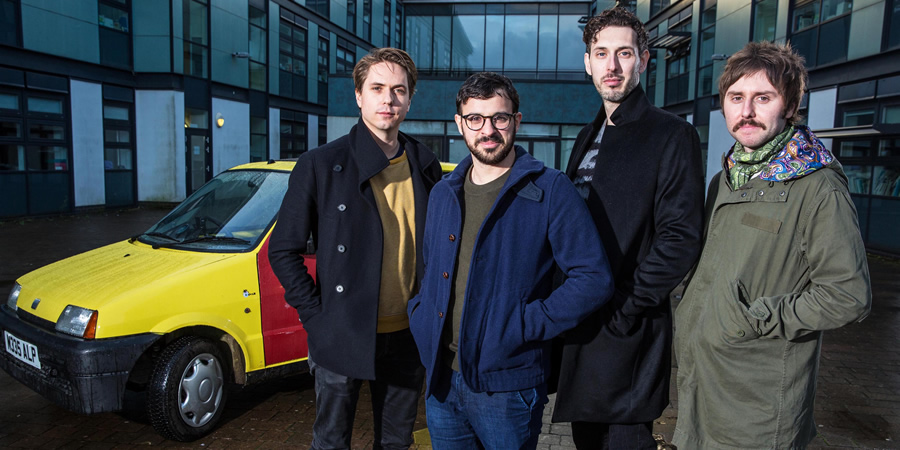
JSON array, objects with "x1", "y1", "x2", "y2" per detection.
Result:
[
  {"x1": 748, "y1": 186, "x2": 871, "y2": 340},
  {"x1": 610, "y1": 123, "x2": 705, "y2": 336},
  {"x1": 523, "y1": 173, "x2": 615, "y2": 342},
  {"x1": 268, "y1": 153, "x2": 322, "y2": 324}
]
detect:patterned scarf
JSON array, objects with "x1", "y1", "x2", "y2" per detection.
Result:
[
  {"x1": 726, "y1": 125, "x2": 834, "y2": 189},
  {"x1": 727, "y1": 126, "x2": 794, "y2": 189}
]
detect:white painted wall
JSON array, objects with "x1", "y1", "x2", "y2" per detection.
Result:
[
  {"x1": 70, "y1": 80, "x2": 105, "y2": 207},
  {"x1": 211, "y1": 98, "x2": 249, "y2": 174},
  {"x1": 135, "y1": 90, "x2": 185, "y2": 202},
  {"x1": 707, "y1": 111, "x2": 733, "y2": 187},
  {"x1": 269, "y1": 107, "x2": 280, "y2": 159}
]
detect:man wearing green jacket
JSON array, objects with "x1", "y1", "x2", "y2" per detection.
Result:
[{"x1": 673, "y1": 41, "x2": 872, "y2": 449}]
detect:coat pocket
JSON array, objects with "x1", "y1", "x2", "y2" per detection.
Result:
[
  {"x1": 716, "y1": 280, "x2": 761, "y2": 344},
  {"x1": 740, "y1": 212, "x2": 782, "y2": 234}
]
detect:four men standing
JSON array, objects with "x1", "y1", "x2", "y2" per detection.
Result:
[{"x1": 270, "y1": 10, "x2": 872, "y2": 450}]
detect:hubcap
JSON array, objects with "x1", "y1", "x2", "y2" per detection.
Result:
[{"x1": 178, "y1": 352, "x2": 224, "y2": 427}]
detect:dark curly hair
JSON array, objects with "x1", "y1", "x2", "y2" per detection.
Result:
[
  {"x1": 455, "y1": 72, "x2": 520, "y2": 114},
  {"x1": 582, "y1": 8, "x2": 649, "y2": 55}
]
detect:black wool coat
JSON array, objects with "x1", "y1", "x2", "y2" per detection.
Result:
[
  {"x1": 552, "y1": 86, "x2": 705, "y2": 423},
  {"x1": 269, "y1": 119, "x2": 442, "y2": 380}
]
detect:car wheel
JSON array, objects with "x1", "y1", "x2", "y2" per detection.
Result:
[{"x1": 148, "y1": 336, "x2": 229, "y2": 441}]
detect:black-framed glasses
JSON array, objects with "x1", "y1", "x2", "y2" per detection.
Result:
[{"x1": 461, "y1": 113, "x2": 515, "y2": 131}]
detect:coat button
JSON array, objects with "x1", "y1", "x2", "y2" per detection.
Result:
[
  {"x1": 758, "y1": 190, "x2": 765, "y2": 196},
  {"x1": 442, "y1": 272, "x2": 449, "y2": 279},
  {"x1": 337, "y1": 204, "x2": 347, "y2": 212},
  {"x1": 737, "y1": 330, "x2": 745, "y2": 337},
  {"x1": 780, "y1": 191, "x2": 786, "y2": 196},
  {"x1": 741, "y1": 192, "x2": 747, "y2": 198},
  {"x1": 449, "y1": 234, "x2": 456, "y2": 242},
  {"x1": 439, "y1": 312, "x2": 444, "y2": 318},
  {"x1": 337, "y1": 244, "x2": 346, "y2": 253},
  {"x1": 333, "y1": 164, "x2": 343, "y2": 172},
  {"x1": 335, "y1": 285, "x2": 344, "y2": 293}
]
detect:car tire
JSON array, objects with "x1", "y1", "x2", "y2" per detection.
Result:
[{"x1": 148, "y1": 336, "x2": 229, "y2": 441}]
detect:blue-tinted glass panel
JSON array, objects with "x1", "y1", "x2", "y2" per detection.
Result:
[
  {"x1": 538, "y1": 15, "x2": 558, "y2": 71},
  {"x1": 0, "y1": 93, "x2": 17, "y2": 110},
  {"x1": 0, "y1": 0, "x2": 16, "y2": 46},
  {"x1": 485, "y1": 15, "x2": 504, "y2": 71},
  {"x1": 557, "y1": 15, "x2": 583, "y2": 71},
  {"x1": 817, "y1": 16, "x2": 849, "y2": 66},
  {"x1": 433, "y1": 16, "x2": 451, "y2": 71},
  {"x1": 452, "y1": 15, "x2": 485, "y2": 71},
  {"x1": 0, "y1": 120, "x2": 20, "y2": 138},
  {"x1": 793, "y1": 0, "x2": 820, "y2": 30},
  {"x1": 880, "y1": 138, "x2": 900, "y2": 156},
  {"x1": 873, "y1": 166, "x2": 900, "y2": 197},
  {"x1": 791, "y1": 28, "x2": 817, "y2": 66},
  {"x1": 27, "y1": 98, "x2": 63, "y2": 114},
  {"x1": 504, "y1": 15, "x2": 538, "y2": 71},
  {"x1": 1, "y1": 144, "x2": 24, "y2": 171},
  {"x1": 406, "y1": 16, "x2": 433, "y2": 70},
  {"x1": 890, "y1": 0, "x2": 900, "y2": 49},
  {"x1": 753, "y1": 0, "x2": 777, "y2": 41},
  {"x1": 849, "y1": 195, "x2": 869, "y2": 240},
  {"x1": 27, "y1": 146, "x2": 68, "y2": 171},
  {"x1": 105, "y1": 147, "x2": 132, "y2": 169},
  {"x1": 821, "y1": 0, "x2": 851, "y2": 21},
  {"x1": 844, "y1": 164, "x2": 871, "y2": 193}
]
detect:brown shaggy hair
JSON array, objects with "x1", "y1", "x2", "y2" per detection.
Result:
[
  {"x1": 582, "y1": 7, "x2": 649, "y2": 55},
  {"x1": 718, "y1": 41, "x2": 807, "y2": 125},
  {"x1": 352, "y1": 47, "x2": 418, "y2": 96}
]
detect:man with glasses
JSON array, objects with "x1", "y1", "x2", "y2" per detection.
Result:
[{"x1": 407, "y1": 72, "x2": 613, "y2": 449}]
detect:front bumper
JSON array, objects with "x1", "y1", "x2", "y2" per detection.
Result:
[{"x1": 0, "y1": 305, "x2": 160, "y2": 414}]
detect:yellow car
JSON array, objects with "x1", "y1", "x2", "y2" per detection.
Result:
[{"x1": 1, "y1": 160, "x2": 453, "y2": 441}]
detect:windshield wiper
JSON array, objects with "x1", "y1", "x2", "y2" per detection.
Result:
[
  {"x1": 130, "y1": 232, "x2": 178, "y2": 243},
  {"x1": 151, "y1": 235, "x2": 250, "y2": 249}
]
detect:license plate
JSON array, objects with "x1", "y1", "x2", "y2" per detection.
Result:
[{"x1": 4, "y1": 330, "x2": 41, "y2": 370}]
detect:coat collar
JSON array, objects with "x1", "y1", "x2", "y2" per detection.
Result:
[
  {"x1": 588, "y1": 84, "x2": 651, "y2": 130},
  {"x1": 445, "y1": 146, "x2": 545, "y2": 194},
  {"x1": 349, "y1": 118, "x2": 436, "y2": 185}
]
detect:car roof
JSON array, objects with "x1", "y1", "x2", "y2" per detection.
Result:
[{"x1": 228, "y1": 159, "x2": 457, "y2": 174}]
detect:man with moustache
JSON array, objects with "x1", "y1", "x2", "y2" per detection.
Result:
[
  {"x1": 269, "y1": 48, "x2": 442, "y2": 450},
  {"x1": 407, "y1": 72, "x2": 614, "y2": 449},
  {"x1": 551, "y1": 8, "x2": 704, "y2": 449},
  {"x1": 673, "y1": 41, "x2": 871, "y2": 449}
]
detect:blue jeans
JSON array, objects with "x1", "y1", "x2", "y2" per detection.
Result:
[
  {"x1": 309, "y1": 328, "x2": 424, "y2": 450},
  {"x1": 425, "y1": 370, "x2": 547, "y2": 450}
]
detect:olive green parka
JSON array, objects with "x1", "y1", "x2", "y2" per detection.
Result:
[{"x1": 673, "y1": 142, "x2": 871, "y2": 449}]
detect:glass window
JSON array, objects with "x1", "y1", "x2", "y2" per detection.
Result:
[
  {"x1": 250, "y1": 117, "x2": 267, "y2": 162},
  {"x1": 104, "y1": 105, "x2": 129, "y2": 121},
  {"x1": 185, "y1": 108, "x2": 209, "y2": 129},
  {"x1": 27, "y1": 146, "x2": 68, "y2": 171},
  {"x1": 99, "y1": 2, "x2": 129, "y2": 32},
  {"x1": 873, "y1": 166, "x2": 900, "y2": 196},
  {"x1": 790, "y1": 0, "x2": 851, "y2": 67},
  {"x1": 27, "y1": 97, "x2": 63, "y2": 115},
  {"x1": 793, "y1": 0, "x2": 820, "y2": 30},
  {"x1": 279, "y1": 18, "x2": 307, "y2": 100},
  {"x1": 347, "y1": 0, "x2": 356, "y2": 32},
  {"x1": 880, "y1": 138, "x2": 900, "y2": 156},
  {"x1": 433, "y1": 16, "x2": 451, "y2": 71},
  {"x1": 504, "y1": 15, "x2": 538, "y2": 72},
  {"x1": 753, "y1": 0, "x2": 778, "y2": 41},
  {"x1": 104, "y1": 147, "x2": 132, "y2": 169},
  {"x1": 890, "y1": 0, "x2": 900, "y2": 49},
  {"x1": 816, "y1": 15, "x2": 850, "y2": 65},
  {"x1": 280, "y1": 112, "x2": 307, "y2": 159},
  {"x1": 0, "y1": 0, "x2": 18, "y2": 46},
  {"x1": 557, "y1": 15, "x2": 584, "y2": 72},
  {"x1": 0, "y1": 92, "x2": 17, "y2": 110},
  {"x1": 843, "y1": 108, "x2": 876, "y2": 126},
  {"x1": 0, "y1": 144, "x2": 25, "y2": 171},
  {"x1": 104, "y1": 129, "x2": 130, "y2": 143},
  {"x1": 843, "y1": 164, "x2": 871, "y2": 194},
  {"x1": 485, "y1": 15, "x2": 504, "y2": 71},
  {"x1": 883, "y1": 105, "x2": 900, "y2": 123},
  {"x1": 363, "y1": 0, "x2": 372, "y2": 40},
  {"x1": 184, "y1": 0, "x2": 208, "y2": 77},
  {"x1": 0, "y1": 120, "x2": 20, "y2": 137},
  {"x1": 29, "y1": 123, "x2": 65, "y2": 140},
  {"x1": 406, "y1": 16, "x2": 432, "y2": 70},
  {"x1": 821, "y1": 0, "x2": 852, "y2": 21},
  {"x1": 839, "y1": 140, "x2": 871, "y2": 157},
  {"x1": 452, "y1": 15, "x2": 485, "y2": 72},
  {"x1": 538, "y1": 15, "x2": 558, "y2": 71}
]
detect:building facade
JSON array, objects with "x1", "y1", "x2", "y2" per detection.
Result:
[{"x1": 0, "y1": 0, "x2": 897, "y2": 252}]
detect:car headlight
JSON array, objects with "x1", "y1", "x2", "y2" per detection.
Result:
[
  {"x1": 6, "y1": 283, "x2": 21, "y2": 311},
  {"x1": 56, "y1": 305, "x2": 98, "y2": 339}
]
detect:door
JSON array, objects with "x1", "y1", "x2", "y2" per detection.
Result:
[{"x1": 185, "y1": 130, "x2": 210, "y2": 194}]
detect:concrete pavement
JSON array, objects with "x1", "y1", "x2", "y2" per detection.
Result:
[{"x1": 0, "y1": 206, "x2": 898, "y2": 449}]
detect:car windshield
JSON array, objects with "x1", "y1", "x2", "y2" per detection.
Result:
[{"x1": 139, "y1": 169, "x2": 289, "y2": 252}]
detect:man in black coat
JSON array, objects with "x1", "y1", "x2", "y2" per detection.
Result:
[
  {"x1": 552, "y1": 8, "x2": 704, "y2": 448},
  {"x1": 269, "y1": 48, "x2": 442, "y2": 450}
]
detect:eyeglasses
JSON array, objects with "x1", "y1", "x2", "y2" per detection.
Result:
[{"x1": 461, "y1": 113, "x2": 515, "y2": 131}]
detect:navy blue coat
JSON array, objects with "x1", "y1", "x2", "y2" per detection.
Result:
[
  {"x1": 407, "y1": 148, "x2": 614, "y2": 395},
  {"x1": 269, "y1": 119, "x2": 442, "y2": 380}
]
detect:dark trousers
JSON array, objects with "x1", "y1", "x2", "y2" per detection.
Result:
[
  {"x1": 309, "y1": 328, "x2": 425, "y2": 450},
  {"x1": 571, "y1": 421, "x2": 656, "y2": 450}
]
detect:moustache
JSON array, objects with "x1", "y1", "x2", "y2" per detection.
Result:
[
  {"x1": 477, "y1": 135, "x2": 503, "y2": 145},
  {"x1": 733, "y1": 119, "x2": 766, "y2": 132}
]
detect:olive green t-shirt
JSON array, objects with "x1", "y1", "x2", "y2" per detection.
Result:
[{"x1": 442, "y1": 166, "x2": 511, "y2": 371}]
